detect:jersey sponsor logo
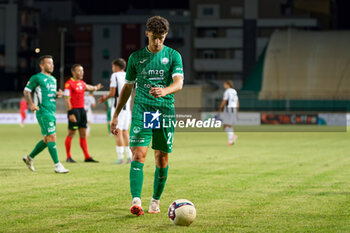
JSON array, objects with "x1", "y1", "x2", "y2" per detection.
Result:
[
  {"x1": 143, "y1": 84, "x2": 165, "y2": 89},
  {"x1": 176, "y1": 67, "x2": 183, "y2": 71},
  {"x1": 141, "y1": 69, "x2": 147, "y2": 77},
  {"x1": 140, "y1": 59, "x2": 148, "y2": 64},
  {"x1": 143, "y1": 110, "x2": 161, "y2": 129},
  {"x1": 46, "y1": 83, "x2": 56, "y2": 92},
  {"x1": 149, "y1": 77, "x2": 164, "y2": 81},
  {"x1": 161, "y1": 57, "x2": 169, "y2": 65},
  {"x1": 148, "y1": 69, "x2": 164, "y2": 77}
]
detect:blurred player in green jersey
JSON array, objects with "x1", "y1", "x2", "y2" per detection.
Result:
[
  {"x1": 22, "y1": 55, "x2": 69, "y2": 173},
  {"x1": 111, "y1": 16, "x2": 184, "y2": 216}
]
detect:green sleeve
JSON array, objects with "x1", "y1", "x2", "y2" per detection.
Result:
[
  {"x1": 24, "y1": 75, "x2": 38, "y2": 92},
  {"x1": 125, "y1": 54, "x2": 137, "y2": 84},
  {"x1": 171, "y1": 51, "x2": 184, "y2": 79}
]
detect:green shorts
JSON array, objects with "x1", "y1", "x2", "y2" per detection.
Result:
[
  {"x1": 36, "y1": 113, "x2": 56, "y2": 136},
  {"x1": 129, "y1": 104, "x2": 175, "y2": 153}
]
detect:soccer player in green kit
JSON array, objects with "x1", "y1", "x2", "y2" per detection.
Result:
[
  {"x1": 110, "y1": 16, "x2": 184, "y2": 216},
  {"x1": 22, "y1": 55, "x2": 69, "y2": 174}
]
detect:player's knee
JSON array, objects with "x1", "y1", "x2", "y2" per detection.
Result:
[
  {"x1": 79, "y1": 128, "x2": 86, "y2": 138},
  {"x1": 45, "y1": 134, "x2": 56, "y2": 142},
  {"x1": 68, "y1": 131, "x2": 76, "y2": 137},
  {"x1": 122, "y1": 130, "x2": 129, "y2": 140},
  {"x1": 155, "y1": 151, "x2": 168, "y2": 168},
  {"x1": 131, "y1": 149, "x2": 146, "y2": 163}
]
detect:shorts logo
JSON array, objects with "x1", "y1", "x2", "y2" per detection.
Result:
[
  {"x1": 133, "y1": 126, "x2": 141, "y2": 133},
  {"x1": 48, "y1": 127, "x2": 55, "y2": 133},
  {"x1": 144, "y1": 110, "x2": 161, "y2": 129},
  {"x1": 161, "y1": 57, "x2": 169, "y2": 65}
]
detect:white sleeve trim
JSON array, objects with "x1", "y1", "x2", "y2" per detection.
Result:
[
  {"x1": 125, "y1": 80, "x2": 136, "y2": 84},
  {"x1": 24, "y1": 87, "x2": 32, "y2": 92},
  {"x1": 172, "y1": 73, "x2": 184, "y2": 78}
]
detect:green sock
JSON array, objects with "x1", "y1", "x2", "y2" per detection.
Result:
[
  {"x1": 152, "y1": 165, "x2": 169, "y2": 200},
  {"x1": 107, "y1": 123, "x2": 110, "y2": 133},
  {"x1": 29, "y1": 140, "x2": 47, "y2": 159},
  {"x1": 130, "y1": 161, "x2": 144, "y2": 199},
  {"x1": 47, "y1": 142, "x2": 59, "y2": 164}
]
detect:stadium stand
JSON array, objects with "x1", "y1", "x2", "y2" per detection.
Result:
[{"x1": 241, "y1": 30, "x2": 350, "y2": 111}]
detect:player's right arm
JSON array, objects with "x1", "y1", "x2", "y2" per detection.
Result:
[
  {"x1": 219, "y1": 90, "x2": 228, "y2": 112},
  {"x1": 64, "y1": 81, "x2": 77, "y2": 122},
  {"x1": 110, "y1": 83, "x2": 133, "y2": 135},
  {"x1": 98, "y1": 87, "x2": 116, "y2": 103},
  {"x1": 98, "y1": 74, "x2": 117, "y2": 103},
  {"x1": 23, "y1": 76, "x2": 39, "y2": 111}
]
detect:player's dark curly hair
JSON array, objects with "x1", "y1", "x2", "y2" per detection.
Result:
[
  {"x1": 112, "y1": 58, "x2": 126, "y2": 70},
  {"x1": 38, "y1": 55, "x2": 53, "y2": 64},
  {"x1": 146, "y1": 16, "x2": 169, "y2": 34}
]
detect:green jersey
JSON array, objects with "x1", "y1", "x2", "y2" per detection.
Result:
[
  {"x1": 25, "y1": 73, "x2": 57, "y2": 116},
  {"x1": 125, "y1": 45, "x2": 184, "y2": 107}
]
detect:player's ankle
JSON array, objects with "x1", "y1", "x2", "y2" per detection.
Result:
[{"x1": 132, "y1": 197, "x2": 142, "y2": 205}]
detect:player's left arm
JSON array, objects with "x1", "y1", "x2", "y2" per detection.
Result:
[{"x1": 86, "y1": 83, "x2": 103, "y2": 91}]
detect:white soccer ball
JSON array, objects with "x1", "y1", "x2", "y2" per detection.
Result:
[{"x1": 168, "y1": 199, "x2": 196, "y2": 226}]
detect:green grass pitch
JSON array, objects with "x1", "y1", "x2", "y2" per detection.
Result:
[{"x1": 0, "y1": 124, "x2": 349, "y2": 232}]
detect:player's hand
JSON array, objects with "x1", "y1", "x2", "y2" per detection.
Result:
[
  {"x1": 96, "y1": 83, "x2": 103, "y2": 90},
  {"x1": 98, "y1": 95, "x2": 107, "y2": 103},
  {"x1": 57, "y1": 89, "x2": 63, "y2": 98},
  {"x1": 150, "y1": 87, "x2": 167, "y2": 98},
  {"x1": 110, "y1": 118, "x2": 119, "y2": 135},
  {"x1": 69, "y1": 114, "x2": 77, "y2": 122},
  {"x1": 30, "y1": 104, "x2": 39, "y2": 111}
]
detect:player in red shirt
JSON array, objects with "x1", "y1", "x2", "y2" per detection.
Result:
[
  {"x1": 19, "y1": 97, "x2": 28, "y2": 127},
  {"x1": 64, "y1": 64, "x2": 103, "y2": 162}
]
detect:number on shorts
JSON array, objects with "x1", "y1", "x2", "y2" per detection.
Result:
[{"x1": 167, "y1": 132, "x2": 173, "y2": 144}]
